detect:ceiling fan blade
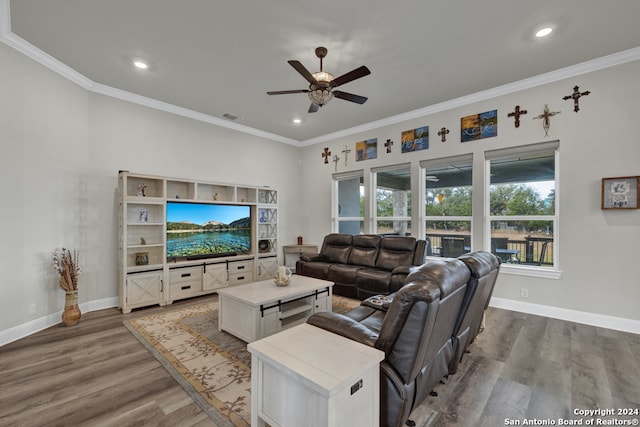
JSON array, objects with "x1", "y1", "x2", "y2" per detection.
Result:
[
  {"x1": 288, "y1": 60, "x2": 318, "y2": 85},
  {"x1": 333, "y1": 90, "x2": 368, "y2": 104},
  {"x1": 331, "y1": 65, "x2": 371, "y2": 87},
  {"x1": 267, "y1": 89, "x2": 309, "y2": 95},
  {"x1": 308, "y1": 103, "x2": 319, "y2": 113}
]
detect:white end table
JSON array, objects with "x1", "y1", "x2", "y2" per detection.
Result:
[{"x1": 248, "y1": 323, "x2": 384, "y2": 427}]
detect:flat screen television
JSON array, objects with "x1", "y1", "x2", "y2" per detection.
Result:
[{"x1": 166, "y1": 201, "x2": 252, "y2": 261}]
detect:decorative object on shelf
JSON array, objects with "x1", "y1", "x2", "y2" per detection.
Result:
[
  {"x1": 356, "y1": 138, "x2": 377, "y2": 161},
  {"x1": 438, "y1": 127, "x2": 450, "y2": 142},
  {"x1": 135, "y1": 252, "x2": 149, "y2": 265},
  {"x1": 601, "y1": 176, "x2": 639, "y2": 209},
  {"x1": 52, "y1": 248, "x2": 82, "y2": 326},
  {"x1": 138, "y1": 209, "x2": 148, "y2": 222},
  {"x1": 212, "y1": 193, "x2": 218, "y2": 201},
  {"x1": 332, "y1": 154, "x2": 340, "y2": 172},
  {"x1": 322, "y1": 147, "x2": 331, "y2": 164},
  {"x1": 533, "y1": 104, "x2": 561, "y2": 137},
  {"x1": 258, "y1": 240, "x2": 271, "y2": 253},
  {"x1": 385, "y1": 139, "x2": 394, "y2": 153},
  {"x1": 562, "y1": 85, "x2": 590, "y2": 112},
  {"x1": 507, "y1": 105, "x2": 527, "y2": 128},
  {"x1": 341, "y1": 145, "x2": 351, "y2": 167},
  {"x1": 140, "y1": 237, "x2": 147, "y2": 245},
  {"x1": 297, "y1": 235, "x2": 303, "y2": 245},
  {"x1": 136, "y1": 183, "x2": 147, "y2": 197},
  {"x1": 274, "y1": 266, "x2": 292, "y2": 287},
  {"x1": 461, "y1": 110, "x2": 497, "y2": 142},
  {"x1": 401, "y1": 126, "x2": 429, "y2": 152}
]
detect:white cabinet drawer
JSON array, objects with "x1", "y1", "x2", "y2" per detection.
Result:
[
  {"x1": 228, "y1": 260, "x2": 253, "y2": 275},
  {"x1": 169, "y1": 266, "x2": 202, "y2": 298}
]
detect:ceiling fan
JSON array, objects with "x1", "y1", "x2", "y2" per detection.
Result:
[{"x1": 267, "y1": 47, "x2": 371, "y2": 113}]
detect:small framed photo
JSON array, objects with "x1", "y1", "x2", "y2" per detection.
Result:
[
  {"x1": 138, "y1": 209, "x2": 149, "y2": 222},
  {"x1": 601, "y1": 176, "x2": 640, "y2": 209}
]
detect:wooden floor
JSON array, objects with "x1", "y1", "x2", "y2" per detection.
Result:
[{"x1": 1, "y1": 296, "x2": 639, "y2": 427}]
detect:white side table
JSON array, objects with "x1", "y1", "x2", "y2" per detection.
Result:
[
  {"x1": 282, "y1": 244, "x2": 318, "y2": 271},
  {"x1": 248, "y1": 323, "x2": 384, "y2": 427}
]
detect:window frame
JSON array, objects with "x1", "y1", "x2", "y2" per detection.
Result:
[
  {"x1": 371, "y1": 163, "x2": 412, "y2": 236},
  {"x1": 485, "y1": 141, "x2": 561, "y2": 278},
  {"x1": 332, "y1": 170, "x2": 365, "y2": 234}
]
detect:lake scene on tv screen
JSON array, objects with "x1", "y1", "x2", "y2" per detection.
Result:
[{"x1": 166, "y1": 202, "x2": 251, "y2": 259}]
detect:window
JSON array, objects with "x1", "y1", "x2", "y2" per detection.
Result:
[
  {"x1": 421, "y1": 155, "x2": 473, "y2": 257},
  {"x1": 373, "y1": 165, "x2": 411, "y2": 235},
  {"x1": 333, "y1": 171, "x2": 364, "y2": 234},
  {"x1": 486, "y1": 142, "x2": 558, "y2": 268}
]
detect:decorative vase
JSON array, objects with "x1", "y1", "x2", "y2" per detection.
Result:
[{"x1": 62, "y1": 290, "x2": 81, "y2": 326}]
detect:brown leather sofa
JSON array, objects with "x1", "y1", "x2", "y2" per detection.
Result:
[
  {"x1": 306, "y1": 251, "x2": 501, "y2": 427},
  {"x1": 296, "y1": 233, "x2": 427, "y2": 299}
]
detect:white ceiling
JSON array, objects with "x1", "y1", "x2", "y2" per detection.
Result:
[{"x1": 3, "y1": 0, "x2": 640, "y2": 145}]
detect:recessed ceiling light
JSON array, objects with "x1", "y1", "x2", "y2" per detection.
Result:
[
  {"x1": 535, "y1": 27, "x2": 553, "y2": 38},
  {"x1": 133, "y1": 60, "x2": 148, "y2": 69},
  {"x1": 292, "y1": 118, "x2": 302, "y2": 124}
]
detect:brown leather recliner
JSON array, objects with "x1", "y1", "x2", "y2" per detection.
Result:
[
  {"x1": 449, "y1": 251, "x2": 501, "y2": 374},
  {"x1": 307, "y1": 258, "x2": 470, "y2": 427}
]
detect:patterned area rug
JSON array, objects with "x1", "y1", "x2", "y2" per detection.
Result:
[{"x1": 123, "y1": 295, "x2": 360, "y2": 426}]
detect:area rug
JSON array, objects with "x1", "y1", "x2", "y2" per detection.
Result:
[{"x1": 123, "y1": 295, "x2": 360, "y2": 426}]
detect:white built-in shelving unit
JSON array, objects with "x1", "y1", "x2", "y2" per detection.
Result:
[{"x1": 118, "y1": 172, "x2": 278, "y2": 313}]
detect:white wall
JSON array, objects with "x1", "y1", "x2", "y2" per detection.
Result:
[
  {"x1": 0, "y1": 42, "x2": 302, "y2": 340},
  {"x1": 2, "y1": 38, "x2": 639, "y2": 342},
  {"x1": 299, "y1": 59, "x2": 640, "y2": 331}
]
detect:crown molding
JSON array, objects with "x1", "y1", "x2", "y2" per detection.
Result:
[
  {"x1": 299, "y1": 46, "x2": 640, "y2": 146},
  {"x1": 2, "y1": 1, "x2": 639, "y2": 147}
]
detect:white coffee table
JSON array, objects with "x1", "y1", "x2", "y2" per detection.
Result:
[
  {"x1": 248, "y1": 323, "x2": 385, "y2": 427},
  {"x1": 216, "y1": 275, "x2": 333, "y2": 342}
]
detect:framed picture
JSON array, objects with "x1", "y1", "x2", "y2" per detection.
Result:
[
  {"x1": 356, "y1": 138, "x2": 377, "y2": 161},
  {"x1": 401, "y1": 126, "x2": 429, "y2": 153},
  {"x1": 138, "y1": 209, "x2": 149, "y2": 222},
  {"x1": 601, "y1": 176, "x2": 640, "y2": 209},
  {"x1": 461, "y1": 109, "x2": 497, "y2": 142}
]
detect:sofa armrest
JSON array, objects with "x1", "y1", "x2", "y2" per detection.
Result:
[
  {"x1": 307, "y1": 312, "x2": 379, "y2": 347},
  {"x1": 299, "y1": 253, "x2": 324, "y2": 262}
]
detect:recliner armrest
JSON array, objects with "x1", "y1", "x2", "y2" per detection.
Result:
[
  {"x1": 299, "y1": 253, "x2": 325, "y2": 262},
  {"x1": 306, "y1": 312, "x2": 379, "y2": 347}
]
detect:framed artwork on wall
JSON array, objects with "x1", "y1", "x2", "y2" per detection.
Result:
[
  {"x1": 601, "y1": 176, "x2": 639, "y2": 209},
  {"x1": 461, "y1": 109, "x2": 497, "y2": 142},
  {"x1": 356, "y1": 138, "x2": 377, "y2": 161}
]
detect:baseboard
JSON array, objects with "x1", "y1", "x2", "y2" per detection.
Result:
[
  {"x1": 0, "y1": 297, "x2": 118, "y2": 347},
  {"x1": 490, "y1": 297, "x2": 640, "y2": 334}
]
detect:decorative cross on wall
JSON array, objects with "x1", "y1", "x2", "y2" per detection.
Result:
[
  {"x1": 533, "y1": 104, "x2": 561, "y2": 137},
  {"x1": 332, "y1": 154, "x2": 340, "y2": 172},
  {"x1": 322, "y1": 147, "x2": 331, "y2": 164},
  {"x1": 507, "y1": 105, "x2": 528, "y2": 128},
  {"x1": 562, "y1": 85, "x2": 590, "y2": 112},
  {"x1": 437, "y1": 127, "x2": 450, "y2": 142},
  {"x1": 385, "y1": 139, "x2": 394, "y2": 153},
  {"x1": 341, "y1": 145, "x2": 351, "y2": 167}
]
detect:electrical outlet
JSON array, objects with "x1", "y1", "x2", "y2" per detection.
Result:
[
  {"x1": 29, "y1": 303, "x2": 36, "y2": 315},
  {"x1": 520, "y1": 288, "x2": 529, "y2": 298}
]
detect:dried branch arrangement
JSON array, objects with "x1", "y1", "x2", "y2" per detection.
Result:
[{"x1": 52, "y1": 248, "x2": 81, "y2": 291}]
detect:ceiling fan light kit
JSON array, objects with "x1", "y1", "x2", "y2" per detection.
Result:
[{"x1": 267, "y1": 46, "x2": 370, "y2": 113}]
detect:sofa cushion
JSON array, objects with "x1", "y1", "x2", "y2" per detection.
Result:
[
  {"x1": 375, "y1": 236, "x2": 417, "y2": 271},
  {"x1": 356, "y1": 268, "x2": 393, "y2": 299},
  {"x1": 321, "y1": 233, "x2": 353, "y2": 264},
  {"x1": 328, "y1": 263, "x2": 365, "y2": 285},
  {"x1": 348, "y1": 234, "x2": 381, "y2": 267}
]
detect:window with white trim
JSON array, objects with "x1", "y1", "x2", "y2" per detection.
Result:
[
  {"x1": 421, "y1": 155, "x2": 473, "y2": 257},
  {"x1": 333, "y1": 171, "x2": 364, "y2": 234},
  {"x1": 373, "y1": 164, "x2": 411, "y2": 236},
  {"x1": 485, "y1": 142, "x2": 558, "y2": 268}
]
